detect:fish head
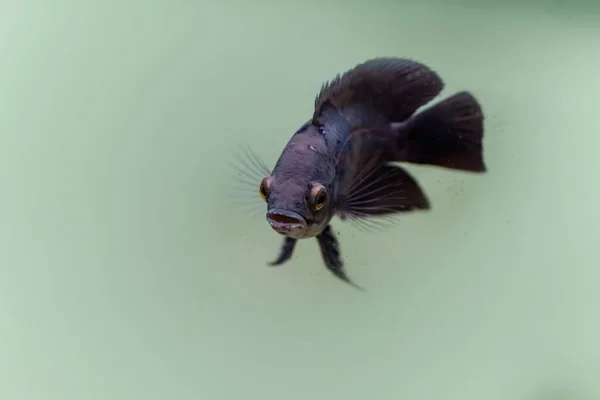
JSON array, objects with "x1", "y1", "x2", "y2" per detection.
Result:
[
  {"x1": 260, "y1": 175, "x2": 333, "y2": 239},
  {"x1": 259, "y1": 135, "x2": 336, "y2": 239}
]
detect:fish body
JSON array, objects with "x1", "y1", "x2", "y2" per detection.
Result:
[{"x1": 250, "y1": 57, "x2": 486, "y2": 289}]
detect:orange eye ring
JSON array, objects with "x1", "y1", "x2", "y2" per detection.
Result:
[
  {"x1": 259, "y1": 182, "x2": 267, "y2": 201},
  {"x1": 313, "y1": 185, "x2": 327, "y2": 211},
  {"x1": 315, "y1": 192, "x2": 327, "y2": 211}
]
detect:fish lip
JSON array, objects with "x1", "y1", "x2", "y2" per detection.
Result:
[{"x1": 266, "y1": 209, "x2": 308, "y2": 233}]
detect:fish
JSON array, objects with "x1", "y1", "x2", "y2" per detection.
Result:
[{"x1": 232, "y1": 57, "x2": 486, "y2": 290}]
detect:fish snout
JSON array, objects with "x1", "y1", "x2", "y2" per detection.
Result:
[{"x1": 266, "y1": 209, "x2": 308, "y2": 236}]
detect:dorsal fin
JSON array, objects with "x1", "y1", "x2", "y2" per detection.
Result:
[{"x1": 313, "y1": 57, "x2": 444, "y2": 124}]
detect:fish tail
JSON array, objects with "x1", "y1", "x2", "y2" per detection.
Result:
[{"x1": 393, "y1": 91, "x2": 486, "y2": 172}]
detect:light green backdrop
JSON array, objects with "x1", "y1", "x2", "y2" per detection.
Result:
[{"x1": 1, "y1": 1, "x2": 599, "y2": 399}]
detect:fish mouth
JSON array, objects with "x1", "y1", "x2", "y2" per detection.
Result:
[{"x1": 266, "y1": 209, "x2": 308, "y2": 235}]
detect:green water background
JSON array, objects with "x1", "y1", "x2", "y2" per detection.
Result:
[{"x1": 1, "y1": 1, "x2": 599, "y2": 399}]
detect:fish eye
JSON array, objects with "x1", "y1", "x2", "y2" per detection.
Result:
[
  {"x1": 310, "y1": 183, "x2": 328, "y2": 211},
  {"x1": 315, "y1": 192, "x2": 327, "y2": 210},
  {"x1": 259, "y1": 182, "x2": 267, "y2": 201},
  {"x1": 258, "y1": 176, "x2": 271, "y2": 201}
]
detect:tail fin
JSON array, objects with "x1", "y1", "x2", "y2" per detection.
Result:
[{"x1": 394, "y1": 91, "x2": 486, "y2": 172}]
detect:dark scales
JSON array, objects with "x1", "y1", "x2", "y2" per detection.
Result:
[{"x1": 254, "y1": 57, "x2": 485, "y2": 291}]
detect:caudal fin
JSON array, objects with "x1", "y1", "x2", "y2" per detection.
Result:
[{"x1": 395, "y1": 91, "x2": 486, "y2": 172}]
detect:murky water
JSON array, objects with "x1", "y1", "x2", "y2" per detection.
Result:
[{"x1": 1, "y1": 1, "x2": 599, "y2": 399}]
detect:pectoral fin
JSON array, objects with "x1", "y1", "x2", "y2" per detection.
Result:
[
  {"x1": 337, "y1": 162, "x2": 429, "y2": 220},
  {"x1": 336, "y1": 128, "x2": 430, "y2": 220}
]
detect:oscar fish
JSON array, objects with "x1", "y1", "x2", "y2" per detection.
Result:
[{"x1": 233, "y1": 57, "x2": 486, "y2": 289}]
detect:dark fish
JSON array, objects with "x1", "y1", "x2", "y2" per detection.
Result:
[{"x1": 233, "y1": 57, "x2": 486, "y2": 290}]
